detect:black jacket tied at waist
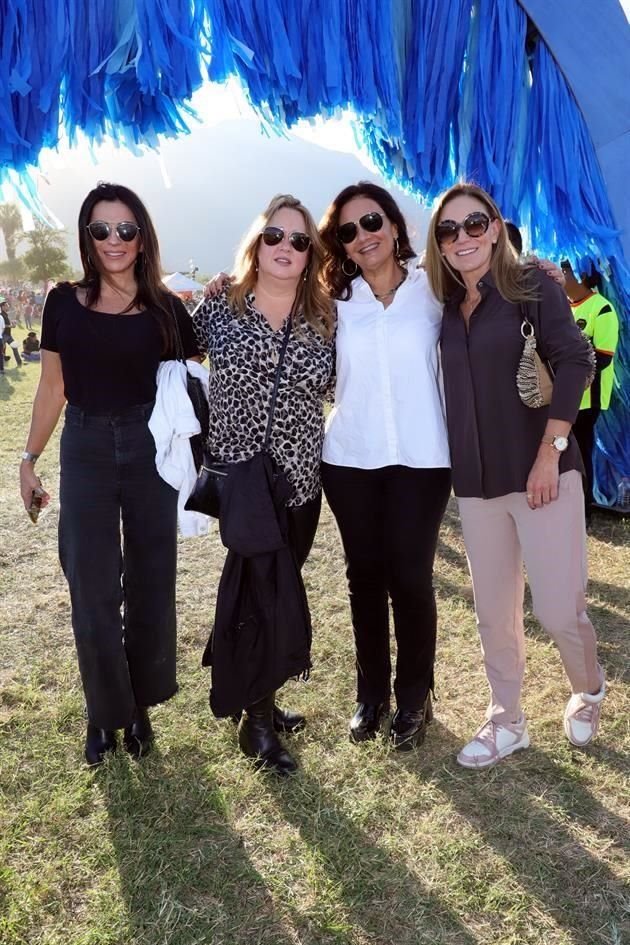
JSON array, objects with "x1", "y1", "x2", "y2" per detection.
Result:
[{"x1": 202, "y1": 452, "x2": 312, "y2": 717}]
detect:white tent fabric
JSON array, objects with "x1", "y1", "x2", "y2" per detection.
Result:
[{"x1": 162, "y1": 272, "x2": 205, "y2": 293}]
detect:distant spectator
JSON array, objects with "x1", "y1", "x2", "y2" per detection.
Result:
[
  {"x1": 23, "y1": 302, "x2": 34, "y2": 330},
  {"x1": 561, "y1": 260, "x2": 619, "y2": 519},
  {"x1": 1, "y1": 301, "x2": 22, "y2": 367},
  {"x1": 22, "y1": 332, "x2": 41, "y2": 362},
  {"x1": 505, "y1": 221, "x2": 523, "y2": 256}
]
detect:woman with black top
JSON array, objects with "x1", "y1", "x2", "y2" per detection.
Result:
[
  {"x1": 192, "y1": 194, "x2": 335, "y2": 776},
  {"x1": 19, "y1": 182, "x2": 200, "y2": 766}
]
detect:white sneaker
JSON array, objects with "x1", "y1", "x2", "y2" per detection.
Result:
[
  {"x1": 564, "y1": 683, "x2": 605, "y2": 746},
  {"x1": 457, "y1": 715, "x2": 530, "y2": 769}
]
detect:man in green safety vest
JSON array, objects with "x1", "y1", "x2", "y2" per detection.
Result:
[{"x1": 561, "y1": 261, "x2": 619, "y2": 521}]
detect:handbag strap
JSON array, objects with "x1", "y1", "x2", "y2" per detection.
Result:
[
  {"x1": 263, "y1": 315, "x2": 292, "y2": 450},
  {"x1": 169, "y1": 298, "x2": 187, "y2": 363}
]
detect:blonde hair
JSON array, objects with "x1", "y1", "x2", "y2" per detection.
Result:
[
  {"x1": 425, "y1": 183, "x2": 539, "y2": 304},
  {"x1": 229, "y1": 194, "x2": 334, "y2": 338}
]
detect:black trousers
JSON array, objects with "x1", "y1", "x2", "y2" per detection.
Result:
[
  {"x1": 287, "y1": 492, "x2": 322, "y2": 570},
  {"x1": 59, "y1": 403, "x2": 179, "y2": 730},
  {"x1": 573, "y1": 407, "x2": 600, "y2": 510},
  {"x1": 322, "y1": 463, "x2": 451, "y2": 711}
]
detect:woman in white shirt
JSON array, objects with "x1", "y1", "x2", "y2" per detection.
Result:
[{"x1": 320, "y1": 182, "x2": 451, "y2": 751}]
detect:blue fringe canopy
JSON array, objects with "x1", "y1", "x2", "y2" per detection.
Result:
[{"x1": 0, "y1": 0, "x2": 628, "y2": 503}]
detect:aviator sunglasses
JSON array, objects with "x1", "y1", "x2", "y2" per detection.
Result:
[
  {"x1": 337, "y1": 211, "x2": 384, "y2": 245},
  {"x1": 435, "y1": 211, "x2": 492, "y2": 245},
  {"x1": 87, "y1": 220, "x2": 141, "y2": 242},
  {"x1": 261, "y1": 226, "x2": 311, "y2": 253}
]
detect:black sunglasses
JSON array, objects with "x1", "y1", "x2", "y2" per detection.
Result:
[
  {"x1": 261, "y1": 226, "x2": 311, "y2": 253},
  {"x1": 87, "y1": 221, "x2": 141, "y2": 242},
  {"x1": 435, "y1": 211, "x2": 492, "y2": 245},
  {"x1": 337, "y1": 211, "x2": 384, "y2": 245}
]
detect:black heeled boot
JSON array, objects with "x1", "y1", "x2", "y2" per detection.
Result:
[
  {"x1": 123, "y1": 706, "x2": 153, "y2": 759},
  {"x1": 238, "y1": 693, "x2": 298, "y2": 777},
  {"x1": 349, "y1": 702, "x2": 390, "y2": 742},
  {"x1": 389, "y1": 693, "x2": 434, "y2": 751},
  {"x1": 230, "y1": 703, "x2": 306, "y2": 734},
  {"x1": 85, "y1": 724, "x2": 117, "y2": 766}
]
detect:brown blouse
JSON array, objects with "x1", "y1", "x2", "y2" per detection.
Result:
[{"x1": 440, "y1": 269, "x2": 592, "y2": 499}]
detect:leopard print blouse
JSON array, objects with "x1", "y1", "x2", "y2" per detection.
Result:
[{"x1": 192, "y1": 289, "x2": 335, "y2": 507}]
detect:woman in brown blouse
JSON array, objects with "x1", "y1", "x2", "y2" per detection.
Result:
[
  {"x1": 425, "y1": 182, "x2": 605, "y2": 769},
  {"x1": 192, "y1": 194, "x2": 335, "y2": 776}
]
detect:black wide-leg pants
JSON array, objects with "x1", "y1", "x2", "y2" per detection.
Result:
[{"x1": 59, "y1": 403, "x2": 178, "y2": 730}]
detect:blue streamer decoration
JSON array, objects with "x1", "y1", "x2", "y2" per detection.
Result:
[{"x1": 0, "y1": 0, "x2": 627, "y2": 501}]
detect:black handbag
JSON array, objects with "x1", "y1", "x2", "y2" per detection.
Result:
[{"x1": 185, "y1": 315, "x2": 292, "y2": 518}]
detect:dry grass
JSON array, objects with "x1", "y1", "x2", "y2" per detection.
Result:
[{"x1": 1, "y1": 333, "x2": 628, "y2": 945}]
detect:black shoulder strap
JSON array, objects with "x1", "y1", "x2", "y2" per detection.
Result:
[
  {"x1": 168, "y1": 297, "x2": 186, "y2": 363},
  {"x1": 263, "y1": 316, "x2": 292, "y2": 450}
]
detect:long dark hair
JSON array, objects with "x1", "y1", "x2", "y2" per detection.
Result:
[
  {"x1": 75, "y1": 182, "x2": 176, "y2": 352},
  {"x1": 319, "y1": 181, "x2": 416, "y2": 300}
]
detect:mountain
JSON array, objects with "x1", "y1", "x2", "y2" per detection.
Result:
[{"x1": 30, "y1": 119, "x2": 431, "y2": 277}]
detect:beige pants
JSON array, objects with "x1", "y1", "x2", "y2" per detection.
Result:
[{"x1": 457, "y1": 470, "x2": 603, "y2": 723}]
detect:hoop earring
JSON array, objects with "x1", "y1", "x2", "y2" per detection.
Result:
[
  {"x1": 342, "y1": 258, "x2": 359, "y2": 277},
  {"x1": 394, "y1": 237, "x2": 400, "y2": 260}
]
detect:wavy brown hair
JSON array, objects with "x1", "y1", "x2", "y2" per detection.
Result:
[
  {"x1": 75, "y1": 182, "x2": 176, "y2": 352},
  {"x1": 425, "y1": 182, "x2": 538, "y2": 304},
  {"x1": 229, "y1": 194, "x2": 334, "y2": 339},
  {"x1": 319, "y1": 181, "x2": 416, "y2": 300}
]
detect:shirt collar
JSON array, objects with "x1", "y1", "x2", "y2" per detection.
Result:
[{"x1": 448, "y1": 268, "x2": 495, "y2": 306}]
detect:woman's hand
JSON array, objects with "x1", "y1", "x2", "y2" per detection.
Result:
[
  {"x1": 525, "y1": 447, "x2": 560, "y2": 509},
  {"x1": 20, "y1": 462, "x2": 50, "y2": 512},
  {"x1": 204, "y1": 272, "x2": 233, "y2": 299},
  {"x1": 526, "y1": 255, "x2": 565, "y2": 287}
]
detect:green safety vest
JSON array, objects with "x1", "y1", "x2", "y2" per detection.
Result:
[{"x1": 571, "y1": 292, "x2": 619, "y2": 410}]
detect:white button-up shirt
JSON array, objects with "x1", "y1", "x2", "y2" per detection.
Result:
[{"x1": 323, "y1": 267, "x2": 450, "y2": 469}]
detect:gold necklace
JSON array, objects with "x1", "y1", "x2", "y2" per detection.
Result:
[{"x1": 374, "y1": 272, "x2": 407, "y2": 301}]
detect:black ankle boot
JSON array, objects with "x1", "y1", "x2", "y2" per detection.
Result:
[
  {"x1": 85, "y1": 724, "x2": 117, "y2": 766},
  {"x1": 123, "y1": 706, "x2": 153, "y2": 759},
  {"x1": 349, "y1": 702, "x2": 390, "y2": 743},
  {"x1": 231, "y1": 703, "x2": 306, "y2": 734},
  {"x1": 238, "y1": 693, "x2": 297, "y2": 777},
  {"x1": 390, "y1": 693, "x2": 433, "y2": 751}
]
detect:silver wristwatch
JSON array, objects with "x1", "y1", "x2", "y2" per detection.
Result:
[{"x1": 21, "y1": 451, "x2": 40, "y2": 463}]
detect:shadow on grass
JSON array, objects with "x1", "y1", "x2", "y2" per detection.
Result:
[
  {"x1": 267, "y1": 770, "x2": 478, "y2": 945},
  {"x1": 99, "y1": 744, "x2": 295, "y2": 945},
  {"x1": 402, "y1": 721, "x2": 628, "y2": 944}
]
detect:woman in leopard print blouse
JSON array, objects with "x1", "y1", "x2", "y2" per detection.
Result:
[{"x1": 192, "y1": 194, "x2": 335, "y2": 777}]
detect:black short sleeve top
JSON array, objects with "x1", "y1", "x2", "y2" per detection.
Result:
[{"x1": 41, "y1": 283, "x2": 199, "y2": 412}]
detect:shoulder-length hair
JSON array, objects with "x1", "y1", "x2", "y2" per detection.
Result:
[
  {"x1": 229, "y1": 194, "x2": 334, "y2": 339},
  {"x1": 319, "y1": 181, "x2": 416, "y2": 300},
  {"x1": 76, "y1": 181, "x2": 176, "y2": 352},
  {"x1": 425, "y1": 182, "x2": 538, "y2": 304}
]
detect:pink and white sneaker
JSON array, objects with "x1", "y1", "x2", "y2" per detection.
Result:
[
  {"x1": 457, "y1": 715, "x2": 530, "y2": 769},
  {"x1": 564, "y1": 684, "x2": 605, "y2": 747}
]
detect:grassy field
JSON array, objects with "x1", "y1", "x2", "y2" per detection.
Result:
[{"x1": 1, "y1": 330, "x2": 628, "y2": 945}]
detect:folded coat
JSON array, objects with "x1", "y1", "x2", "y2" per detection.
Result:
[{"x1": 203, "y1": 451, "x2": 312, "y2": 717}]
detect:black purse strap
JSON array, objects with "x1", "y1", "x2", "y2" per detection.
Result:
[
  {"x1": 169, "y1": 298, "x2": 186, "y2": 363},
  {"x1": 263, "y1": 316, "x2": 292, "y2": 450}
]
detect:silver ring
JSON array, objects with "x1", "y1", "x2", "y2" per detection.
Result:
[{"x1": 526, "y1": 493, "x2": 534, "y2": 498}]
